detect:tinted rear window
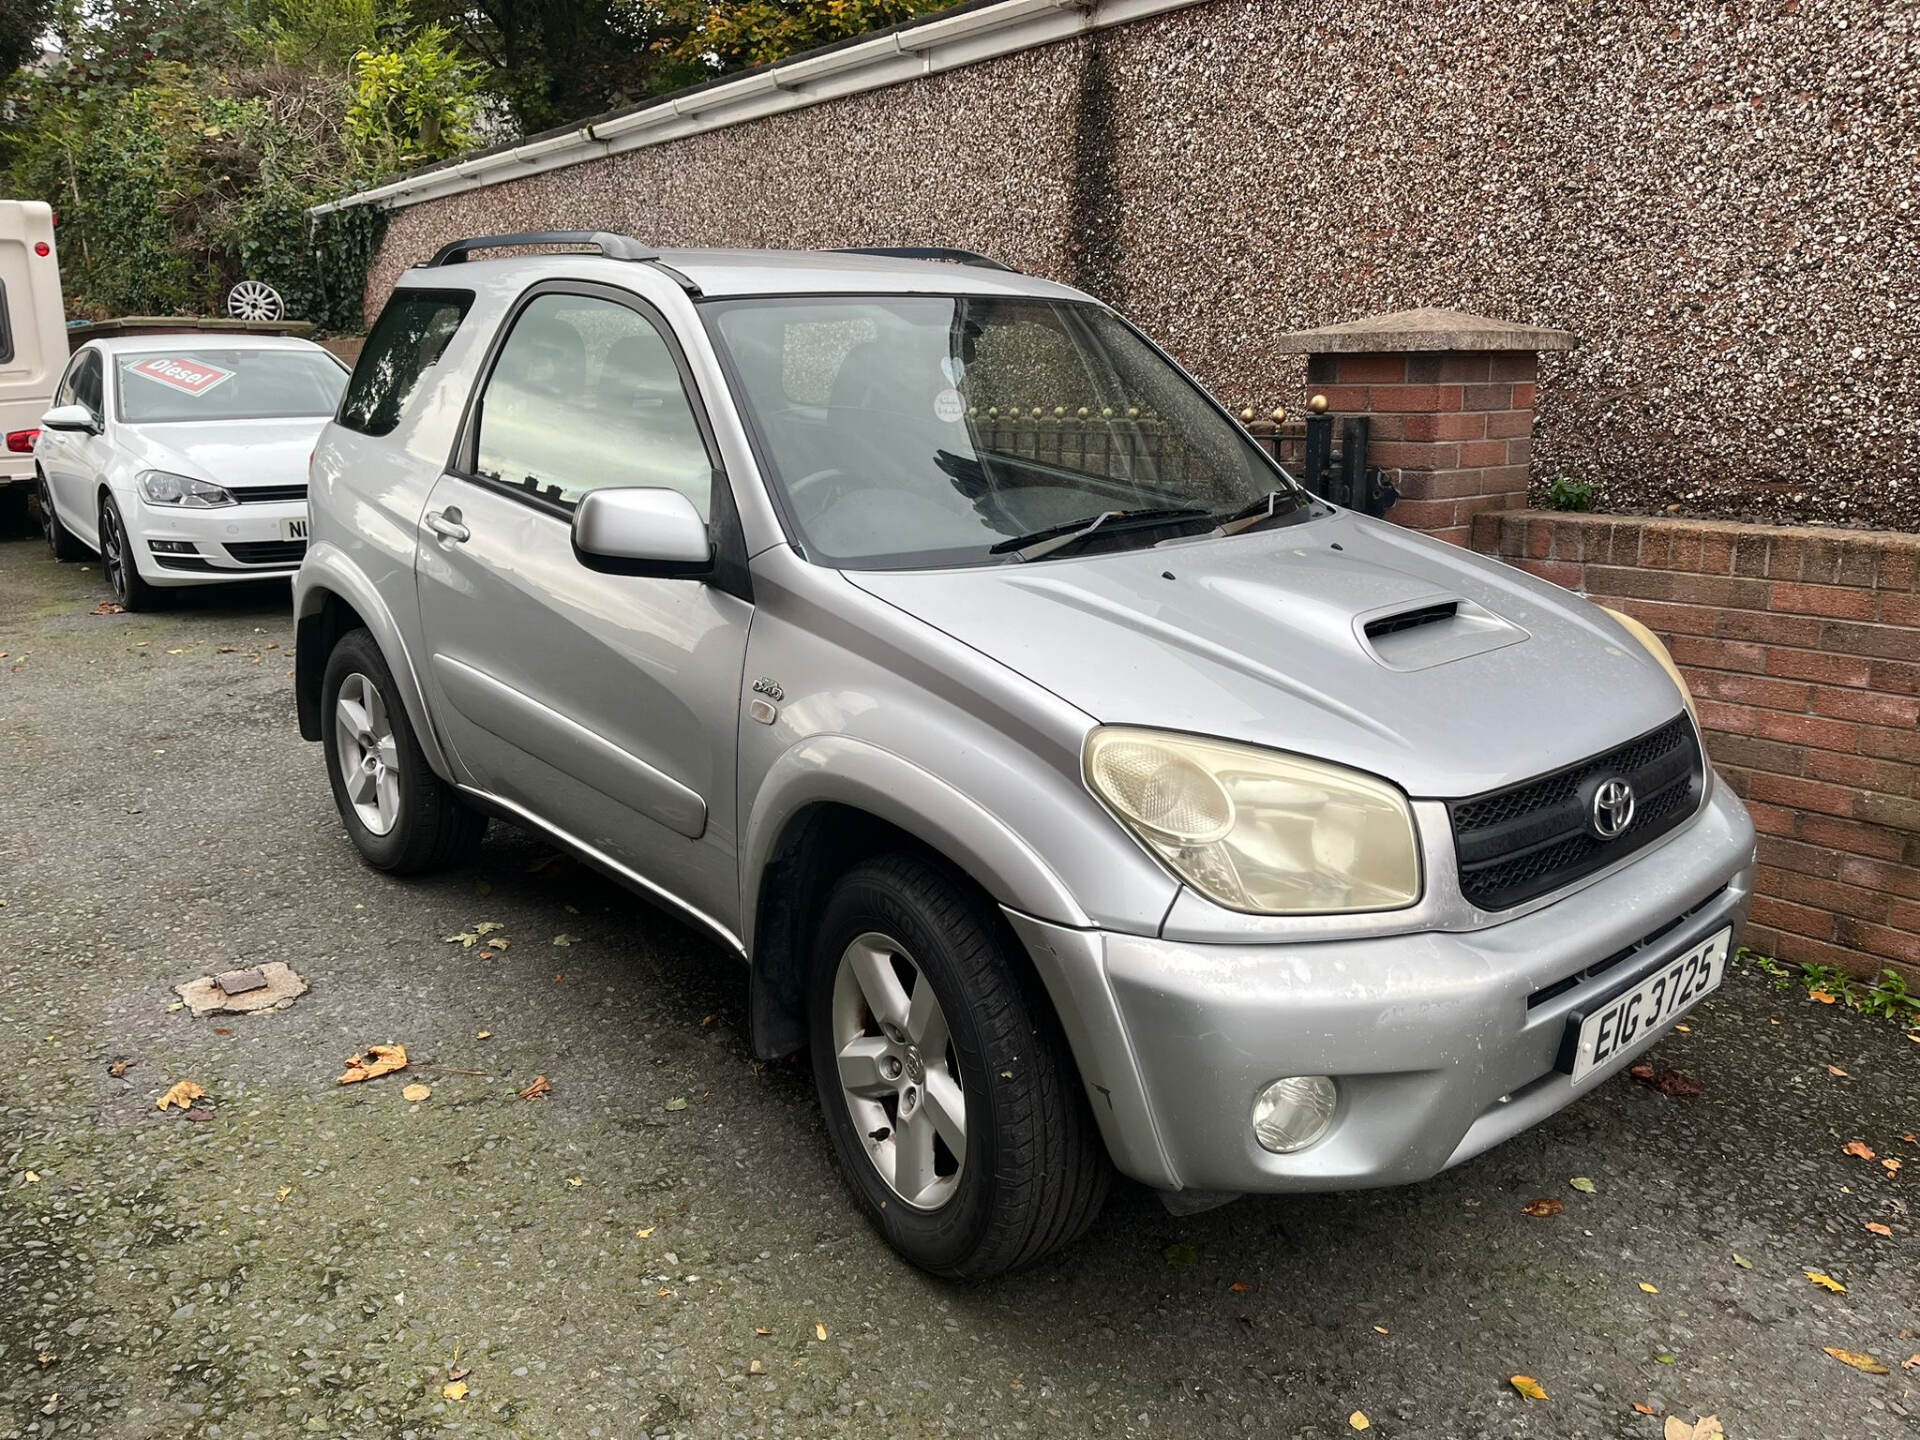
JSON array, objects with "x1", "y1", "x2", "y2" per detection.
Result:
[
  {"x1": 0, "y1": 279, "x2": 12, "y2": 365},
  {"x1": 338, "y1": 289, "x2": 473, "y2": 436}
]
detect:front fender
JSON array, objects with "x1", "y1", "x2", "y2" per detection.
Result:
[
  {"x1": 740, "y1": 733, "x2": 1092, "y2": 956},
  {"x1": 294, "y1": 541, "x2": 454, "y2": 782}
]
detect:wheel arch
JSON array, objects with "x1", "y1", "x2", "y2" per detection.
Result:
[
  {"x1": 741, "y1": 737, "x2": 1091, "y2": 1060},
  {"x1": 294, "y1": 547, "x2": 453, "y2": 780}
]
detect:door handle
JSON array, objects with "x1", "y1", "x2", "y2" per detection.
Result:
[{"x1": 426, "y1": 509, "x2": 470, "y2": 543}]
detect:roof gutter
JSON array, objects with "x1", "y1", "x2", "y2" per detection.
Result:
[{"x1": 308, "y1": 0, "x2": 1208, "y2": 217}]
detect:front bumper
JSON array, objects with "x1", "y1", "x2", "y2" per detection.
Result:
[
  {"x1": 132, "y1": 497, "x2": 307, "y2": 586},
  {"x1": 1008, "y1": 782, "x2": 1757, "y2": 1195}
]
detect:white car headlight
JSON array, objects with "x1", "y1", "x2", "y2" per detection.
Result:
[
  {"x1": 1084, "y1": 727, "x2": 1421, "y2": 915},
  {"x1": 138, "y1": 469, "x2": 235, "y2": 508}
]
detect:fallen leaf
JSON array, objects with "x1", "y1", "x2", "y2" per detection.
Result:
[
  {"x1": 212, "y1": 1027, "x2": 232, "y2": 1036},
  {"x1": 519, "y1": 1074, "x2": 551, "y2": 1101},
  {"x1": 815, "y1": 1322, "x2": 828, "y2": 1341},
  {"x1": 749, "y1": 1359, "x2": 765, "y2": 1375},
  {"x1": 1655, "y1": 1353, "x2": 1676, "y2": 1365},
  {"x1": 636, "y1": 1227, "x2": 654, "y2": 1238},
  {"x1": 1805, "y1": 1270, "x2": 1847, "y2": 1293},
  {"x1": 1522, "y1": 1197, "x2": 1564, "y2": 1218},
  {"x1": 1809, "y1": 989, "x2": 1838, "y2": 1004},
  {"x1": 1865, "y1": 1222, "x2": 1892, "y2": 1237},
  {"x1": 443, "y1": 1379, "x2": 469, "y2": 1400},
  {"x1": 1229, "y1": 1281, "x2": 1255, "y2": 1292},
  {"x1": 166, "y1": 647, "x2": 184, "y2": 655},
  {"x1": 1372, "y1": 1325, "x2": 1390, "y2": 1335},
  {"x1": 34, "y1": 1353, "x2": 55, "y2": 1367},
  {"x1": 1674, "y1": 1023, "x2": 1690, "y2": 1032},
  {"x1": 107, "y1": 1059, "x2": 133, "y2": 1078},
  {"x1": 1639, "y1": 1281, "x2": 1659, "y2": 1294},
  {"x1": 665, "y1": 1096, "x2": 688, "y2": 1111},
  {"x1": 337, "y1": 1044, "x2": 408, "y2": 1085},
  {"x1": 1905, "y1": 1135, "x2": 1917, "y2": 1145},
  {"x1": 701, "y1": 1013, "x2": 717, "y2": 1028},
  {"x1": 1570, "y1": 1176, "x2": 1598, "y2": 1194},
  {"x1": 551, "y1": 933, "x2": 576, "y2": 947},
  {"x1": 1732, "y1": 1253, "x2": 1752, "y2": 1269},
  {"x1": 1634, "y1": 1402, "x2": 1658, "y2": 1415},
  {"x1": 24, "y1": 1171, "x2": 40, "y2": 1183},
  {"x1": 1163, "y1": 1241, "x2": 1197, "y2": 1270},
  {"x1": 401, "y1": 1083, "x2": 432, "y2": 1102},
  {"x1": 1509, "y1": 1375, "x2": 1548, "y2": 1401},
  {"x1": 276, "y1": 1186, "x2": 291, "y2": 1203},
  {"x1": 89, "y1": 600, "x2": 124, "y2": 615},
  {"x1": 1828, "y1": 1065, "x2": 1849, "y2": 1077},
  {"x1": 1665, "y1": 1417, "x2": 1725, "y2": 1440},
  {"x1": 1844, "y1": 1141, "x2": 1876, "y2": 1160},
  {"x1": 447, "y1": 1365, "x2": 470, "y2": 1382},
  {"x1": 754, "y1": 1327, "x2": 771, "y2": 1337},
  {"x1": 1883, "y1": 1158, "x2": 1902, "y2": 1175},
  {"x1": 155, "y1": 1080, "x2": 205, "y2": 1111},
  {"x1": 1902, "y1": 1354, "x2": 1920, "y2": 1371},
  {"x1": 475, "y1": 1030, "x2": 491, "y2": 1040},
  {"x1": 566, "y1": 1176, "x2": 583, "y2": 1188},
  {"x1": 1823, "y1": 1347, "x2": 1888, "y2": 1375},
  {"x1": 1632, "y1": 1066, "x2": 1702, "y2": 1097},
  {"x1": 1349, "y1": 1412, "x2": 1370, "y2": 1431},
  {"x1": 183, "y1": 1108, "x2": 213, "y2": 1122}
]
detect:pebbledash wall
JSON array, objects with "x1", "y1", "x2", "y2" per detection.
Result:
[
  {"x1": 347, "y1": 0, "x2": 1919, "y2": 531},
  {"x1": 1477, "y1": 511, "x2": 1919, "y2": 985},
  {"x1": 329, "y1": 0, "x2": 1918, "y2": 977}
]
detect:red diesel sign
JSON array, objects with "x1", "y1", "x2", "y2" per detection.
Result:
[{"x1": 128, "y1": 356, "x2": 236, "y2": 396}]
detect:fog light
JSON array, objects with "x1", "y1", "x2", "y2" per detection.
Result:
[
  {"x1": 149, "y1": 539, "x2": 198, "y2": 554},
  {"x1": 1251, "y1": 1075, "x2": 1337, "y2": 1154}
]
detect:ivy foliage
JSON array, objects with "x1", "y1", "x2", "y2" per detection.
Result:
[{"x1": 0, "y1": 0, "x2": 467, "y2": 326}]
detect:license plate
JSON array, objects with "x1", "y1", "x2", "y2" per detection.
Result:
[
  {"x1": 1565, "y1": 927, "x2": 1732, "y2": 1083},
  {"x1": 281, "y1": 516, "x2": 309, "y2": 542}
]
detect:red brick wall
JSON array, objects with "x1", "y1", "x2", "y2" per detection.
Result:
[{"x1": 1472, "y1": 510, "x2": 1918, "y2": 985}]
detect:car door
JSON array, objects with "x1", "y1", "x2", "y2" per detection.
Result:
[
  {"x1": 413, "y1": 282, "x2": 754, "y2": 942},
  {"x1": 41, "y1": 348, "x2": 105, "y2": 541}
]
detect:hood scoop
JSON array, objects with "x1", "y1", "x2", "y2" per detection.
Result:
[{"x1": 1356, "y1": 595, "x2": 1528, "y2": 671}]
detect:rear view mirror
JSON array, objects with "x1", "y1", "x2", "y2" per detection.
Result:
[
  {"x1": 571, "y1": 487, "x2": 713, "y2": 579},
  {"x1": 41, "y1": 403, "x2": 99, "y2": 435}
]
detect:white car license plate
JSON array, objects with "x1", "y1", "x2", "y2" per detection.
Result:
[
  {"x1": 282, "y1": 515, "x2": 309, "y2": 542},
  {"x1": 1567, "y1": 927, "x2": 1732, "y2": 1083}
]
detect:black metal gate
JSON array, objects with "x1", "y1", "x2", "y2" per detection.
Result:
[{"x1": 1240, "y1": 407, "x2": 1398, "y2": 518}]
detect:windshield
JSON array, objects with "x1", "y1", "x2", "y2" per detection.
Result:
[
  {"x1": 115, "y1": 348, "x2": 348, "y2": 425},
  {"x1": 704, "y1": 295, "x2": 1311, "y2": 568}
]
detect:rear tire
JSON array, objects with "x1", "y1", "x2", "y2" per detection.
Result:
[
  {"x1": 38, "y1": 473, "x2": 85, "y2": 561},
  {"x1": 320, "y1": 627, "x2": 485, "y2": 874},
  {"x1": 808, "y1": 853, "x2": 1111, "y2": 1279}
]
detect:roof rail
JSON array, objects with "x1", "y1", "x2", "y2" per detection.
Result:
[
  {"x1": 422, "y1": 230, "x2": 702, "y2": 296},
  {"x1": 832, "y1": 246, "x2": 1017, "y2": 273}
]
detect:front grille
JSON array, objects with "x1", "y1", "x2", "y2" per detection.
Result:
[
  {"x1": 223, "y1": 539, "x2": 307, "y2": 566},
  {"x1": 1450, "y1": 714, "x2": 1704, "y2": 911},
  {"x1": 231, "y1": 485, "x2": 307, "y2": 504}
]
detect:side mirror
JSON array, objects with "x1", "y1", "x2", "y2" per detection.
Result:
[
  {"x1": 571, "y1": 487, "x2": 713, "y2": 579},
  {"x1": 41, "y1": 403, "x2": 99, "y2": 435}
]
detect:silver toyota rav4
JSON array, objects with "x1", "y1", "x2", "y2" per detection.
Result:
[{"x1": 295, "y1": 233, "x2": 1757, "y2": 1278}]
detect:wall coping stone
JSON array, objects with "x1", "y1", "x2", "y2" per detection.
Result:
[
  {"x1": 1473, "y1": 508, "x2": 1920, "y2": 557},
  {"x1": 1274, "y1": 307, "x2": 1576, "y2": 355}
]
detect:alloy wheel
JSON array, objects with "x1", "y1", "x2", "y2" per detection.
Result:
[
  {"x1": 831, "y1": 931, "x2": 967, "y2": 1210},
  {"x1": 333, "y1": 672, "x2": 402, "y2": 835},
  {"x1": 38, "y1": 476, "x2": 56, "y2": 552},
  {"x1": 99, "y1": 501, "x2": 126, "y2": 601}
]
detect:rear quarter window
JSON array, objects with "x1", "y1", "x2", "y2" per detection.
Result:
[{"x1": 338, "y1": 289, "x2": 473, "y2": 437}]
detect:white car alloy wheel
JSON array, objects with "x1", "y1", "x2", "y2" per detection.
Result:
[
  {"x1": 831, "y1": 931, "x2": 968, "y2": 1210},
  {"x1": 333, "y1": 671, "x2": 403, "y2": 835},
  {"x1": 226, "y1": 279, "x2": 285, "y2": 322}
]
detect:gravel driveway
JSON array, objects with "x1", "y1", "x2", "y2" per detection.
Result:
[{"x1": 1, "y1": 527, "x2": 1915, "y2": 1439}]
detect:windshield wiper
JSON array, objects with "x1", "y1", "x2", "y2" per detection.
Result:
[
  {"x1": 1211, "y1": 488, "x2": 1311, "y2": 536},
  {"x1": 989, "y1": 506, "x2": 1209, "y2": 562}
]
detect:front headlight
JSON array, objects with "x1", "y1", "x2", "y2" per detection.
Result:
[
  {"x1": 1084, "y1": 727, "x2": 1421, "y2": 915},
  {"x1": 1600, "y1": 608, "x2": 1696, "y2": 723},
  {"x1": 138, "y1": 469, "x2": 235, "y2": 508}
]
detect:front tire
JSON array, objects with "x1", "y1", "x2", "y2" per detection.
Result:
[
  {"x1": 99, "y1": 493, "x2": 160, "y2": 610},
  {"x1": 808, "y1": 854, "x2": 1111, "y2": 1279},
  {"x1": 39, "y1": 473, "x2": 85, "y2": 561},
  {"x1": 320, "y1": 628, "x2": 485, "y2": 874}
]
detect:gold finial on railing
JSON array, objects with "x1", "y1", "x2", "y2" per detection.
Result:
[
  {"x1": 1053, "y1": 405, "x2": 1066, "y2": 419},
  {"x1": 1077, "y1": 406, "x2": 1090, "y2": 419},
  {"x1": 1271, "y1": 407, "x2": 1287, "y2": 423},
  {"x1": 1307, "y1": 394, "x2": 1329, "y2": 414},
  {"x1": 1031, "y1": 406, "x2": 1044, "y2": 419},
  {"x1": 1240, "y1": 407, "x2": 1255, "y2": 422}
]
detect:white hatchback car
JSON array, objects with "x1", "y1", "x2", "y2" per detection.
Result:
[{"x1": 35, "y1": 333, "x2": 348, "y2": 608}]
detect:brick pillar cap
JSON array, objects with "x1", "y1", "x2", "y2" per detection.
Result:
[{"x1": 1273, "y1": 307, "x2": 1576, "y2": 354}]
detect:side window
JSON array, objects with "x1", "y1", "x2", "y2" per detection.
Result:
[
  {"x1": 0, "y1": 279, "x2": 14, "y2": 366},
  {"x1": 473, "y1": 293, "x2": 712, "y2": 518},
  {"x1": 73, "y1": 352, "x2": 103, "y2": 416},
  {"x1": 339, "y1": 289, "x2": 473, "y2": 437},
  {"x1": 53, "y1": 349, "x2": 84, "y2": 406}
]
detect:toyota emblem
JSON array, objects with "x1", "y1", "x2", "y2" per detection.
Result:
[{"x1": 1590, "y1": 777, "x2": 1636, "y2": 839}]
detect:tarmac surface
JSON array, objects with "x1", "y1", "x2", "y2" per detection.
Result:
[{"x1": 1, "y1": 523, "x2": 1915, "y2": 1439}]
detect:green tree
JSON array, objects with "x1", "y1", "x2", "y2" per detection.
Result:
[
  {"x1": 657, "y1": 0, "x2": 950, "y2": 77},
  {"x1": 345, "y1": 23, "x2": 481, "y2": 172},
  {"x1": 0, "y1": 0, "x2": 55, "y2": 79}
]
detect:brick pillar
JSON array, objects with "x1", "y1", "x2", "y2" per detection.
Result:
[{"x1": 1273, "y1": 309, "x2": 1575, "y2": 547}]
